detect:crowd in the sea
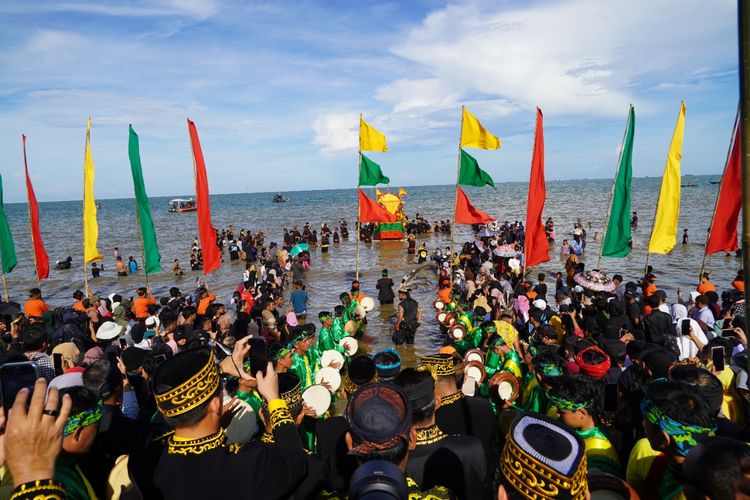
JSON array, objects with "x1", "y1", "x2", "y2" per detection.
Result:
[{"x1": 2, "y1": 217, "x2": 750, "y2": 500}]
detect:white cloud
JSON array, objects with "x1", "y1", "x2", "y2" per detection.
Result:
[
  {"x1": 0, "y1": 0, "x2": 219, "y2": 19},
  {"x1": 312, "y1": 113, "x2": 359, "y2": 154}
]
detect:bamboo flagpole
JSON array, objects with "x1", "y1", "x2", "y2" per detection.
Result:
[
  {"x1": 739, "y1": 0, "x2": 750, "y2": 376},
  {"x1": 22, "y1": 135, "x2": 41, "y2": 289},
  {"x1": 598, "y1": 105, "x2": 633, "y2": 270},
  {"x1": 699, "y1": 105, "x2": 740, "y2": 283},
  {"x1": 356, "y1": 113, "x2": 362, "y2": 281},
  {"x1": 450, "y1": 106, "x2": 466, "y2": 287}
]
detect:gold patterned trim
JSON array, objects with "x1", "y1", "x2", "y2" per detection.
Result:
[
  {"x1": 501, "y1": 434, "x2": 588, "y2": 500},
  {"x1": 261, "y1": 431, "x2": 275, "y2": 444},
  {"x1": 155, "y1": 350, "x2": 220, "y2": 418},
  {"x1": 270, "y1": 406, "x2": 294, "y2": 430},
  {"x1": 419, "y1": 355, "x2": 455, "y2": 378},
  {"x1": 441, "y1": 391, "x2": 464, "y2": 407},
  {"x1": 415, "y1": 425, "x2": 447, "y2": 446},
  {"x1": 168, "y1": 429, "x2": 226, "y2": 455},
  {"x1": 10, "y1": 479, "x2": 65, "y2": 500}
]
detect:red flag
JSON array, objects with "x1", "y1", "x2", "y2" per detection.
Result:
[
  {"x1": 524, "y1": 108, "x2": 549, "y2": 268},
  {"x1": 187, "y1": 119, "x2": 221, "y2": 275},
  {"x1": 359, "y1": 189, "x2": 397, "y2": 223},
  {"x1": 706, "y1": 116, "x2": 741, "y2": 255},
  {"x1": 22, "y1": 135, "x2": 49, "y2": 280},
  {"x1": 454, "y1": 186, "x2": 494, "y2": 224}
]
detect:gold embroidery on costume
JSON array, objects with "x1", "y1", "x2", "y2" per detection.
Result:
[
  {"x1": 168, "y1": 429, "x2": 226, "y2": 455},
  {"x1": 10, "y1": 479, "x2": 66, "y2": 500},
  {"x1": 270, "y1": 406, "x2": 294, "y2": 430},
  {"x1": 440, "y1": 391, "x2": 464, "y2": 406},
  {"x1": 415, "y1": 425, "x2": 447, "y2": 446},
  {"x1": 155, "y1": 351, "x2": 220, "y2": 417},
  {"x1": 501, "y1": 434, "x2": 588, "y2": 500}
]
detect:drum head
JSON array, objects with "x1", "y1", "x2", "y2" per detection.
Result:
[
  {"x1": 489, "y1": 372, "x2": 520, "y2": 404},
  {"x1": 302, "y1": 385, "x2": 331, "y2": 416},
  {"x1": 360, "y1": 297, "x2": 375, "y2": 312},
  {"x1": 354, "y1": 305, "x2": 367, "y2": 319},
  {"x1": 444, "y1": 312, "x2": 458, "y2": 326},
  {"x1": 344, "y1": 320, "x2": 358, "y2": 334},
  {"x1": 321, "y1": 350, "x2": 345, "y2": 369},
  {"x1": 464, "y1": 349, "x2": 485, "y2": 364},
  {"x1": 433, "y1": 299, "x2": 446, "y2": 311},
  {"x1": 436, "y1": 311, "x2": 448, "y2": 323},
  {"x1": 315, "y1": 367, "x2": 342, "y2": 392},
  {"x1": 339, "y1": 337, "x2": 359, "y2": 356},
  {"x1": 464, "y1": 361, "x2": 486, "y2": 383},
  {"x1": 450, "y1": 324, "x2": 467, "y2": 341}
]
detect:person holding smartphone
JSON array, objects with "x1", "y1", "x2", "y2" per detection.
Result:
[{"x1": 672, "y1": 304, "x2": 707, "y2": 361}]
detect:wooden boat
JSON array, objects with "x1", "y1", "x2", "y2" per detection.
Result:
[
  {"x1": 273, "y1": 193, "x2": 289, "y2": 203},
  {"x1": 168, "y1": 198, "x2": 197, "y2": 213}
]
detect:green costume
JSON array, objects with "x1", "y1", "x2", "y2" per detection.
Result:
[
  {"x1": 317, "y1": 326, "x2": 345, "y2": 356},
  {"x1": 520, "y1": 372, "x2": 550, "y2": 414},
  {"x1": 235, "y1": 388, "x2": 264, "y2": 436},
  {"x1": 55, "y1": 455, "x2": 97, "y2": 500},
  {"x1": 577, "y1": 427, "x2": 621, "y2": 477},
  {"x1": 291, "y1": 350, "x2": 320, "y2": 391},
  {"x1": 332, "y1": 317, "x2": 347, "y2": 342}
]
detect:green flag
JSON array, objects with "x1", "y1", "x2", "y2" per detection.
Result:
[
  {"x1": 359, "y1": 153, "x2": 390, "y2": 186},
  {"x1": 601, "y1": 106, "x2": 635, "y2": 258},
  {"x1": 0, "y1": 174, "x2": 17, "y2": 274},
  {"x1": 459, "y1": 149, "x2": 495, "y2": 188},
  {"x1": 128, "y1": 125, "x2": 162, "y2": 274}
]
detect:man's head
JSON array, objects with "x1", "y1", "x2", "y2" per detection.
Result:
[
  {"x1": 28, "y1": 287, "x2": 41, "y2": 299},
  {"x1": 83, "y1": 359, "x2": 123, "y2": 404},
  {"x1": 137, "y1": 287, "x2": 147, "y2": 297},
  {"x1": 393, "y1": 368, "x2": 436, "y2": 427},
  {"x1": 695, "y1": 294, "x2": 709, "y2": 308},
  {"x1": 641, "y1": 380, "x2": 715, "y2": 457},
  {"x1": 681, "y1": 437, "x2": 750, "y2": 500},
  {"x1": 21, "y1": 324, "x2": 47, "y2": 353},
  {"x1": 318, "y1": 311, "x2": 333, "y2": 328},
  {"x1": 546, "y1": 374, "x2": 599, "y2": 431},
  {"x1": 59, "y1": 386, "x2": 103, "y2": 454}
]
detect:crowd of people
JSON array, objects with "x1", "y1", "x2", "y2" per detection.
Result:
[{"x1": 1, "y1": 217, "x2": 750, "y2": 500}]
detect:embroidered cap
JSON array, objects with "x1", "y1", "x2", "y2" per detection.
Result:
[
  {"x1": 343, "y1": 355, "x2": 377, "y2": 394},
  {"x1": 153, "y1": 348, "x2": 220, "y2": 418},
  {"x1": 501, "y1": 412, "x2": 588, "y2": 500},
  {"x1": 346, "y1": 383, "x2": 412, "y2": 456},
  {"x1": 372, "y1": 348, "x2": 401, "y2": 382},
  {"x1": 419, "y1": 353, "x2": 455, "y2": 379}
]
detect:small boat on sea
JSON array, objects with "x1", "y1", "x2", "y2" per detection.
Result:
[
  {"x1": 168, "y1": 198, "x2": 197, "y2": 213},
  {"x1": 681, "y1": 183, "x2": 697, "y2": 187},
  {"x1": 710, "y1": 181, "x2": 721, "y2": 185},
  {"x1": 273, "y1": 193, "x2": 289, "y2": 203}
]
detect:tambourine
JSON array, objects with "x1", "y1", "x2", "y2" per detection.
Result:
[
  {"x1": 354, "y1": 305, "x2": 367, "y2": 320},
  {"x1": 360, "y1": 297, "x2": 375, "y2": 312},
  {"x1": 489, "y1": 371, "x2": 520, "y2": 404},
  {"x1": 588, "y1": 470, "x2": 641, "y2": 499},
  {"x1": 449, "y1": 323, "x2": 467, "y2": 341},
  {"x1": 463, "y1": 360, "x2": 486, "y2": 383},
  {"x1": 463, "y1": 349, "x2": 485, "y2": 364},
  {"x1": 436, "y1": 311, "x2": 448, "y2": 324},
  {"x1": 321, "y1": 349, "x2": 345, "y2": 369},
  {"x1": 315, "y1": 367, "x2": 342, "y2": 392},
  {"x1": 433, "y1": 298, "x2": 446, "y2": 311},
  {"x1": 443, "y1": 312, "x2": 458, "y2": 327},
  {"x1": 344, "y1": 320, "x2": 358, "y2": 335},
  {"x1": 339, "y1": 337, "x2": 359, "y2": 356},
  {"x1": 302, "y1": 385, "x2": 331, "y2": 416}
]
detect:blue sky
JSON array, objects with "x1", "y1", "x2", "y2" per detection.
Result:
[{"x1": 0, "y1": 0, "x2": 739, "y2": 202}]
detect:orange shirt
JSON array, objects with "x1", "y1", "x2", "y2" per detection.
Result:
[
  {"x1": 697, "y1": 282, "x2": 716, "y2": 295},
  {"x1": 198, "y1": 293, "x2": 216, "y2": 315},
  {"x1": 643, "y1": 284, "x2": 657, "y2": 297},
  {"x1": 73, "y1": 300, "x2": 85, "y2": 312},
  {"x1": 437, "y1": 287, "x2": 452, "y2": 304},
  {"x1": 733, "y1": 279, "x2": 745, "y2": 292},
  {"x1": 132, "y1": 296, "x2": 156, "y2": 319},
  {"x1": 24, "y1": 298, "x2": 49, "y2": 318}
]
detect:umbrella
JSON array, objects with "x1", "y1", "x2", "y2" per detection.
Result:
[
  {"x1": 0, "y1": 301, "x2": 21, "y2": 316},
  {"x1": 289, "y1": 243, "x2": 310, "y2": 256},
  {"x1": 573, "y1": 270, "x2": 616, "y2": 293}
]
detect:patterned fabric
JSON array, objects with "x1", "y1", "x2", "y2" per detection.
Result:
[
  {"x1": 545, "y1": 392, "x2": 592, "y2": 412},
  {"x1": 63, "y1": 400, "x2": 104, "y2": 436},
  {"x1": 155, "y1": 350, "x2": 220, "y2": 418},
  {"x1": 641, "y1": 399, "x2": 715, "y2": 456},
  {"x1": 440, "y1": 391, "x2": 464, "y2": 407},
  {"x1": 577, "y1": 426, "x2": 621, "y2": 477},
  {"x1": 29, "y1": 352, "x2": 56, "y2": 383},
  {"x1": 10, "y1": 479, "x2": 65, "y2": 500},
  {"x1": 168, "y1": 429, "x2": 226, "y2": 455}
]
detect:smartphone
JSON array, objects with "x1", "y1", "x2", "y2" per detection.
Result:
[
  {"x1": 0, "y1": 362, "x2": 41, "y2": 414},
  {"x1": 119, "y1": 338, "x2": 128, "y2": 348},
  {"x1": 248, "y1": 337, "x2": 268, "y2": 377},
  {"x1": 154, "y1": 354, "x2": 167, "y2": 364},
  {"x1": 712, "y1": 346, "x2": 726, "y2": 372},
  {"x1": 681, "y1": 319, "x2": 691, "y2": 336},
  {"x1": 52, "y1": 353, "x2": 63, "y2": 376},
  {"x1": 604, "y1": 383, "x2": 618, "y2": 412},
  {"x1": 721, "y1": 329, "x2": 737, "y2": 339}
]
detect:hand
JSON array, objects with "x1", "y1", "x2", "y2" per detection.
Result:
[
  {"x1": 298, "y1": 404, "x2": 317, "y2": 424},
  {"x1": 321, "y1": 380, "x2": 333, "y2": 392},
  {"x1": 219, "y1": 336, "x2": 253, "y2": 380},
  {"x1": 116, "y1": 357, "x2": 131, "y2": 389},
  {"x1": 327, "y1": 361, "x2": 342, "y2": 370},
  {"x1": 5, "y1": 379, "x2": 71, "y2": 487},
  {"x1": 256, "y1": 363, "x2": 279, "y2": 402},
  {"x1": 220, "y1": 398, "x2": 241, "y2": 429},
  {"x1": 620, "y1": 333, "x2": 635, "y2": 343}
]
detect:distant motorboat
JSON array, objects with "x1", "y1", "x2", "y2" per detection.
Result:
[
  {"x1": 273, "y1": 193, "x2": 289, "y2": 203},
  {"x1": 169, "y1": 198, "x2": 197, "y2": 213},
  {"x1": 710, "y1": 181, "x2": 721, "y2": 185},
  {"x1": 681, "y1": 183, "x2": 697, "y2": 187}
]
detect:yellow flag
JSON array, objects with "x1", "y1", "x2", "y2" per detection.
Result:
[
  {"x1": 460, "y1": 107, "x2": 501, "y2": 149},
  {"x1": 648, "y1": 102, "x2": 686, "y2": 254},
  {"x1": 83, "y1": 118, "x2": 102, "y2": 263},
  {"x1": 398, "y1": 187, "x2": 408, "y2": 197},
  {"x1": 375, "y1": 188, "x2": 384, "y2": 197},
  {"x1": 359, "y1": 116, "x2": 388, "y2": 152}
]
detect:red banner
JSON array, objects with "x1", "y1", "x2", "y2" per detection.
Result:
[
  {"x1": 524, "y1": 108, "x2": 550, "y2": 268},
  {"x1": 358, "y1": 189, "x2": 397, "y2": 223},
  {"x1": 454, "y1": 186, "x2": 494, "y2": 224},
  {"x1": 22, "y1": 135, "x2": 49, "y2": 280},
  {"x1": 187, "y1": 119, "x2": 221, "y2": 275},
  {"x1": 706, "y1": 118, "x2": 741, "y2": 255}
]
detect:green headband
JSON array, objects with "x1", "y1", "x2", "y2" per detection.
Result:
[
  {"x1": 546, "y1": 392, "x2": 591, "y2": 412},
  {"x1": 63, "y1": 401, "x2": 104, "y2": 436},
  {"x1": 641, "y1": 399, "x2": 715, "y2": 457}
]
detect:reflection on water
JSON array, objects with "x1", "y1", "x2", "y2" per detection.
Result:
[{"x1": 0, "y1": 176, "x2": 733, "y2": 361}]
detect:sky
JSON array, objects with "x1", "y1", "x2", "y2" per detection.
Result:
[{"x1": 0, "y1": 0, "x2": 739, "y2": 202}]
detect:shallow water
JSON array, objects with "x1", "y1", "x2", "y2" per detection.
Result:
[{"x1": 0, "y1": 175, "x2": 732, "y2": 362}]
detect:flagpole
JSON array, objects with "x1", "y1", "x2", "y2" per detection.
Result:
[
  {"x1": 523, "y1": 111, "x2": 541, "y2": 280},
  {"x1": 82, "y1": 119, "x2": 90, "y2": 297},
  {"x1": 739, "y1": 0, "x2": 750, "y2": 376},
  {"x1": 1, "y1": 273, "x2": 8, "y2": 302},
  {"x1": 187, "y1": 120, "x2": 206, "y2": 288},
  {"x1": 134, "y1": 201, "x2": 151, "y2": 292},
  {"x1": 356, "y1": 114, "x2": 362, "y2": 281},
  {"x1": 22, "y1": 135, "x2": 41, "y2": 289},
  {"x1": 598, "y1": 105, "x2": 632, "y2": 270},
  {"x1": 700, "y1": 105, "x2": 740, "y2": 284},
  {"x1": 450, "y1": 106, "x2": 465, "y2": 287}
]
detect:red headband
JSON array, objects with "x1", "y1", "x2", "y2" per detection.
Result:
[{"x1": 575, "y1": 346, "x2": 611, "y2": 378}]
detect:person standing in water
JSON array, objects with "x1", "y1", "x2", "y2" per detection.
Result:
[
  {"x1": 393, "y1": 287, "x2": 421, "y2": 345},
  {"x1": 376, "y1": 269, "x2": 395, "y2": 305},
  {"x1": 683, "y1": 228, "x2": 689, "y2": 245}
]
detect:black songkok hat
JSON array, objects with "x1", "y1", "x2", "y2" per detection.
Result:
[
  {"x1": 345, "y1": 383, "x2": 412, "y2": 456},
  {"x1": 153, "y1": 348, "x2": 219, "y2": 418},
  {"x1": 343, "y1": 355, "x2": 377, "y2": 394}
]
